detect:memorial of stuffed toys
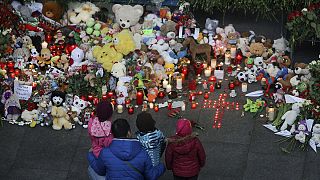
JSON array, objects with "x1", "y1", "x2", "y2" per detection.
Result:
[{"x1": 0, "y1": 0, "x2": 320, "y2": 154}]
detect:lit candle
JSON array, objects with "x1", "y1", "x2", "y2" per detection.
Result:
[
  {"x1": 108, "y1": 91, "x2": 114, "y2": 98},
  {"x1": 216, "y1": 80, "x2": 222, "y2": 89},
  {"x1": 268, "y1": 105, "x2": 275, "y2": 121},
  {"x1": 181, "y1": 102, "x2": 186, "y2": 111},
  {"x1": 209, "y1": 83, "x2": 215, "y2": 92},
  {"x1": 208, "y1": 76, "x2": 216, "y2": 83},
  {"x1": 158, "y1": 88, "x2": 165, "y2": 99},
  {"x1": 204, "y1": 68, "x2": 211, "y2": 77},
  {"x1": 154, "y1": 104, "x2": 159, "y2": 112},
  {"x1": 42, "y1": 41, "x2": 48, "y2": 49},
  {"x1": 228, "y1": 80, "x2": 235, "y2": 90},
  {"x1": 224, "y1": 50, "x2": 231, "y2": 65},
  {"x1": 203, "y1": 62, "x2": 207, "y2": 69},
  {"x1": 204, "y1": 92, "x2": 209, "y2": 99},
  {"x1": 203, "y1": 81, "x2": 208, "y2": 89},
  {"x1": 128, "y1": 105, "x2": 134, "y2": 114},
  {"x1": 102, "y1": 95, "x2": 108, "y2": 100},
  {"x1": 167, "y1": 100, "x2": 172, "y2": 110},
  {"x1": 166, "y1": 84, "x2": 172, "y2": 93},
  {"x1": 230, "y1": 46, "x2": 236, "y2": 59},
  {"x1": 168, "y1": 74, "x2": 172, "y2": 84},
  {"x1": 125, "y1": 97, "x2": 131, "y2": 108},
  {"x1": 149, "y1": 102, "x2": 154, "y2": 109},
  {"x1": 176, "y1": 75, "x2": 182, "y2": 90},
  {"x1": 136, "y1": 90, "x2": 143, "y2": 105},
  {"x1": 189, "y1": 92, "x2": 196, "y2": 101},
  {"x1": 117, "y1": 105, "x2": 123, "y2": 114},
  {"x1": 162, "y1": 79, "x2": 168, "y2": 88},
  {"x1": 211, "y1": 59, "x2": 217, "y2": 68},
  {"x1": 241, "y1": 82, "x2": 248, "y2": 92},
  {"x1": 191, "y1": 101, "x2": 197, "y2": 109}
]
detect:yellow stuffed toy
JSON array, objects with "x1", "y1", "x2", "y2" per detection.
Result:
[
  {"x1": 93, "y1": 29, "x2": 135, "y2": 71},
  {"x1": 164, "y1": 63, "x2": 175, "y2": 76}
]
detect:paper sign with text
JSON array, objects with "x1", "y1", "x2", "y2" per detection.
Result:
[{"x1": 14, "y1": 81, "x2": 32, "y2": 100}]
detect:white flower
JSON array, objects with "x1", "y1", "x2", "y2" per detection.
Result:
[
  {"x1": 310, "y1": 61, "x2": 316, "y2": 65},
  {"x1": 301, "y1": 8, "x2": 308, "y2": 12}
]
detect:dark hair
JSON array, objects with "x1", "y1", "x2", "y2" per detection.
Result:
[
  {"x1": 96, "y1": 101, "x2": 113, "y2": 122},
  {"x1": 112, "y1": 118, "x2": 131, "y2": 138},
  {"x1": 136, "y1": 112, "x2": 156, "y2": 133}
]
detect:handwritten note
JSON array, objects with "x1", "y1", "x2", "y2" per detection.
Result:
[{"x1": 14, "y1": 81, "x2": 32, "y2": 100}]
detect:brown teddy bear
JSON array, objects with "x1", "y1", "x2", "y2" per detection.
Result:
[
  {"x1": 278, "y1": 73, "x2": 294, "y2": 92},
  {"x1": 160, "y1": 20, "x2": 177, "y2": 36},
  {"x1": 248, "y1": 42, "x2": 267, "y2": 57},
  {"x1": 42, "y1": 1, "x2": 64, "y2": 22}
]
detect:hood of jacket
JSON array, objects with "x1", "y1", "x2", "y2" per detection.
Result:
[
  {"x1": 176, "y1": 118, "x2": 192, "y2": 137},
  {"x1": 109, "y1": 139, "x2": 142, "y2": 161},
  {"x1": 167, "y1": 132, "x2": 198, "y2": 154},
  {"x1": 136, "y1": 129, "x2": 164, "y2": 149}
]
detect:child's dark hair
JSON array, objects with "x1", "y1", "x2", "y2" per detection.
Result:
[
  {"x1": 96, "y1": 101, "x2": 113, "y2": 122},
  {"x1": 136, "y1": 112, "x2": 156, "y2": 133},
  {"x1": 112, "y1": 118, "x2": 131, "y2": 138}
]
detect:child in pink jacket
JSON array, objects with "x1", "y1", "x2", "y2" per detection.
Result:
[{"x1": 88, "y1": 101, "x2": 114, "y2": 158}]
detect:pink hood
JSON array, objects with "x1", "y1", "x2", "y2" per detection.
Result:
[
  {"x1": 88, "y1": 117, "x2": 112, "y2": 137},
  {"x1": 176, "y1": 118, "x2": 192, "y2": 137}
]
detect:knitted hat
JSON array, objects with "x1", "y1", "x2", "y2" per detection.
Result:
[
  {"x1": 136, "y1": 112, "x2": 156, "y2": 133},
  {"x1": 96, "y1": 101, "x2": 113, "y2": 122},
  {"x1": 176, "y1": 118, "x2": 192, "y2": 137}
]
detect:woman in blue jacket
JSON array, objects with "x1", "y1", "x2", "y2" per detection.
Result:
[{"x1": 87, "y1": 118, "x2": 166, "y2": 180}]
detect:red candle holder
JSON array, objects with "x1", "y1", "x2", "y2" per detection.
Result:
[
  {"x1": 216, "y1": 80, "x2": 222, "y2": 89},
  {"x1": 14, "y1": 69, "x2": 20, "y2": 76},
  {"x1": 181, "y1": 65, "x2": 188, "y2": 78},
  {"x1": 154, "y1": 104, "x2": 159, "y2": 112},
  {"x1": 7, "y1": 60, "x2": 14, "y2": 73},
  {"x1": 209, "y1": 83, "x2": 215, "y2": 92},
  {"x1": 0, "y1": 62, "x2": 6, "y2": 69},
  {"x1": 128, "y1": 105, "x2": 134, "y2": 115},
  {"x1": 189, "y1": 92, "x2": 196, "y2": 102},
  {"x1": 102, "y1": 95, "x2": 108, "y2": 100},
  {"x1": 208, "y1": 76, "x2": 216, "y2": 83},
  {"x1": 108, "y1": 91, "x2": 114, "y2": 98},
  {"x1": 93, "y1": 97, "x2": 99, "y2": 106},
  {"x1": 191, "y1": 101, "x2": 197, "y2": 109},
  {"x1": 125, "y1": 97, "x2": 131, "y2": 108},
  {"x1": 81, "y1": 96, "x2": 87, "y2": 101},
  {"x1": 158, "y1": 88, "x2": 165, "y2": 99},
  {"x1": 228, "y1": 81, "x2": 235, "y2": 90},
  {"x1": 204, "y1": 92, "x2": 210, "y2": 99},
  {"x1": 167, "y1": 100, "x2": 172, "y2": 110},
  {"x1": 88, "y1": 95, "x2": 94, "y2": 101},
  {"x1": 136, "y1": 89, "x2": 144, "y2": 105}
]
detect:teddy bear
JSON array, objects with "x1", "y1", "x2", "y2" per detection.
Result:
[
  {"x1": 277, "y1": 73, "x2": 294, "y2": 92},
  {"x1": 111, "y1": 61, "x2": 126, "y2": 78},
  {"x1": 227, "y1": 32, "x2": 239, "y2": 46},
  {"x1": 93, "y1": 43, "x2": 122, "y2": 71},
  {"x1": 280, "y1": 102, "x2": 302, "y2": 131},
  {"x1": 294, "y1": 63, "x2": 311, "y2": 82},
  {"x1": 160, "y1": 20, "x2": 177, "y2": 36},
  {"x1": 248, "y1": 42, "x2": 267, "y2": 57},
  {"x1": 203, "y1": 18, "x2": 218, "y2": 36},
  {"x1": 42, "y1": 1, "x2": 64, "y2": 22},
  {"x1": 112, "y1": 4, "x2": 144, "y2": 29},
  {"x1": 154, "y1": 57, "x2": 167, "y2": 81},
  {"x1": 21, "y1": 109, "x2": 39, "y2": 127},
  {"x1": 5, "y1": 94, "x2": 21, "y2": 124},
  {"x1": 237, "y1": 37, "x2": 250, "y2": 56},
  {"x1": 247, "y1": 70, "x2": 257, "y2": 84},
  {"x1": 311, "y1": 124, "x2": 320, "y2": 146},
  {"x1": 59, "y1": 54, "x2": 70, "y2": 71},
  {"x1": 273, "y1": 37, "x2": 290, "y2": 54},
  {"x1": 115, "y1": 80, "x2": 129, "y2": 105},
  {"x1": 68, "y1": 2, "x2": 100, "y2": 25},
  {"x1": 147, "y1": 85, "x2": 158, "y2": 103},
  {"x1": 51, "y1": 91, "x2": 72, "y2": 130},
  {"x1": 38, "y1": 48, "x2": 51, "y2": 69},
  {"x1": 71, "y1": 95, "x2": 90, "y2": 125},
  {"x1": 294, "y1": 120, "x2": 309, "y2": 143},
  {"x1": 30, "y1": 47, "x2": 40, "y2": 66},
  {"x1": 38, "y1": 95, "x2": 53, "y2": 127},
  {"x1": 266, "y1": 63, "x2": 280, "y2": 78},
  {"x1": 164, "y1": 63, "x2": 175, "y2": 77},
  {"x1": 224, "y1": 24, "x2": 236, "y2": 36},
  {"x1": 71, "y1": 47, "x2": 86, "y2": 68},
  {"x1": 22, "y1": 35, "x2": 32, "y2": 49},
  {"x1": 144, "y1": 13, "x2": 163, "y2": 30},
  {"x1": 113, "y1": 29, "x2": 136, "y2": 55}
]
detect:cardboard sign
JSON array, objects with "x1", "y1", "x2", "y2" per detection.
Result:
[
  {"x1": 214, "y1": 70, "x2": 224, "y2": 80},
  {"x1": 14, "y1": 81, "x2": 32, "y2": 100}
]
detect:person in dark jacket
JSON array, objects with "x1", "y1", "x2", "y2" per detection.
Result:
[
  {"x1": 136, "y1": 112, "x2": 166, "y2": 166},
  {"x1": 87, "y1": 118, "x2": 166, "y2": 180},
  {"x1": 165, "y1": 118, "x2": 206, "y2": 180}
]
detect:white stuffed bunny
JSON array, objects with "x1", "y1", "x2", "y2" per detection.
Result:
[{"x1": 280, "y1": 103, "x2": 302, "y2": 131}]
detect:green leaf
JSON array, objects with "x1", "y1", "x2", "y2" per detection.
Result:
[
  {"x1": 307, "y1": 13, "x2": 313, "y2": 20},
  {"x1": 311, "y1": 22, "x2": 317, "y2": 29}
]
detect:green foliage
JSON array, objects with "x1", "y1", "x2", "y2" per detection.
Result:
[{"x1": 190, "y1": 0, "x2": 317, "y2": 20}]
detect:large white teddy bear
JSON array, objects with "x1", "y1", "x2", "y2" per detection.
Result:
[
  {"x1": 71, "y1": 95, "x2": 90, "y2": 125},
  {"x1": 280, "y1": 103, "x2": 302, "y2": 131},
  {"x1": 111, "y1": 61, "x2": 126, "y2": 78},
  {"x1": 68, "y1": 2, "x2": 100, "y2": 25},
  {"x1": 112, "y1": 4, "x2": 144, "y2": 29},
  {"x1": 115, "y1": 80, "x2": 128, "y2": 105}
]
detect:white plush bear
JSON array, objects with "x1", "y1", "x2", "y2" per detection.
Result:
[
  {"x1": 247, "y1": 71, "x2": 257, "y2": 84},
  {"x1": 115, "y1": 80, "x2": 128, "y2": 105},
  {"x1": 21, "y1": 109, "x2": 39, "y2": 125},
  {"x1": 237, "y1": 37, "x2": 249, "y2": 56},
  {"x1": 273, "y1": 37, "x2": 290, "y2": 54},
  {"x1": 280, "y1": 103, "x2": 302, "y2": 131},
  {"x1": 311, "y1": 124, "x2": 320, "y2": 145},
  {"x1": 224, "y1": 24, "x2": 236, "y2": 36},
  {"x1": 71, "y1": 95, "x2": 90, "y2": 125},
  {"x1": 71, "y1": 47, "x2": 85, "y2": 67},
  {"x1": 113, "y1": 4, "x2": 144, "y2": 29},
  {"x1": 69, "y1": 2, "x2": 100, "y2": 25},
  {"x1": 144, "y1": 13, "x2": 163, "y2": 28},
  {"x1": 111, "y1": 61, "x2": 126, "y2": 78}
]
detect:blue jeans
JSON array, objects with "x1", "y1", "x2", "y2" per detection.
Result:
[{"x1": 88, "y1": 166, "x2": 105, "y2": 180}]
